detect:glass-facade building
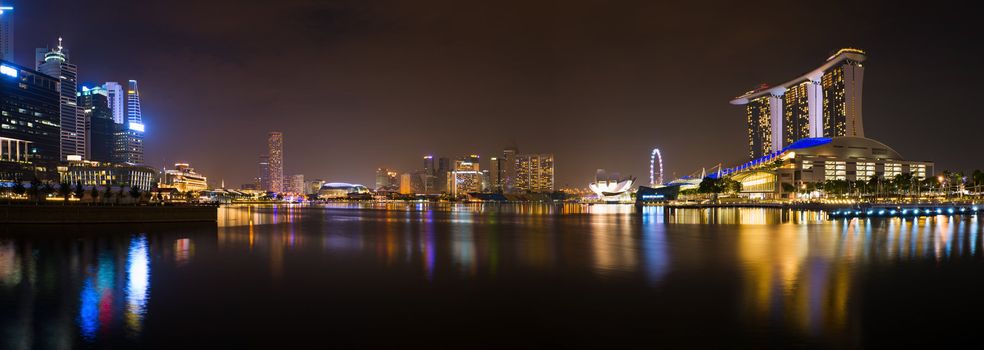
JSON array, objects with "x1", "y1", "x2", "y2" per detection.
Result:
[
  {"x1": 0, "y1": 59, "x2": 60, "y2": 179},
  {"x1": 732, "y1": 48, "x2": 866, "y2": 159},
  {"x1": 78, "y1": 86, "x2": 115, "y2": 162}
]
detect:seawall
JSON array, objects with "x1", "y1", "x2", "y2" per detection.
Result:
[{"x1": 0, "y1": 204, "x2": 218, "y2": 224}]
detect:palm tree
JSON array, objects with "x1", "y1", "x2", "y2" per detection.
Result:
[
  {"x1": 90, "y1": 187, "x2": 100, "y2": 204},
  {"x1": 74, "y1": 183, "x2": 85, "y2": 202},
  {"x1": 57, "y1": 182, "x2": 72, "y2": 203},
  {"x1": 129, "y1": 186, "x2": 142, "y2": 204},
  {"x1": 973, "y1": 169, "x2": 984, "y2": 197},
  {"x1": 13, "y1": 182, "x2": 26, "y2": 199},
  {"x1": 104, "y1": 186, "x2": 114, "y2": 204},
  {"x1": 41, "y1": 183, "x2": 55, "y2": 201}
]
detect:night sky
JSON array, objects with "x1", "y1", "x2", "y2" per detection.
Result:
[{"x1": 8, "y1": 0, "x2": 983, "y2": 187}]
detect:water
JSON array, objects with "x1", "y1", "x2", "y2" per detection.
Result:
[{"x1": 2, "y1": 203, "x2": 983, "y2": 348}]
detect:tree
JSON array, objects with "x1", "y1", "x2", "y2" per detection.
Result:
[
  {"x1": 74, "y1": 183, "x2": 85, "y2": 201},
  {"x1": 129, "y1": 186, "x2": 142, "y2": 203},
  {"x1": 90, "y1": 187, "x2": 100, "y2": 203},
  {"x1": 104, "y1": 186, "x2": 114, "y2": 204},
  {"x1": 13, "y1": 182, "x2": 26, "y2": 198},
  {"x1": 41, "y1": 183, "x2": 55, "y2": 201},
  {"x1": 974, "y1": 169, "x2": 984, "y2": 196},
  {"x1": 28, "y1": 178, "x2": 41, "y2": 202},
  {"x1": 57, "y1": 182, "x2": 72, "y2": 202}
]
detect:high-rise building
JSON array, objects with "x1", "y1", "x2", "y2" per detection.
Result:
[
  {"x1": 436, "y1": 156, "x2": 450, "y2": 193},
  {"x1": 514, "y1": 153, "x2": 555, "y2": 193},
  {"x1": 399, "y1": 173, "x2": 412, "y2": 195},
  {"x1": 454, "y1": 155, "x2": 480, "y2": 172},
  {"x1": 423, "y1": 155, "x2": 435, "y2": 176},
  {"x1": 502, "y1": 147, "x2": 518, "y2": 192},
  {"x1": 257, "y1": 155, "x2": 270, "y2": 191},
  {"x1": 489, "y1": 156, "x2": 503, "y2": 193},
  {"x1": 732, "y1": 48, "x2": 866, "y2": 159},
  {"x1": 102, "y1": 82, "x2": 125, "y2": 125},
  {"x1": 109, "y1": 80, "x2": 144, "y2": 164},
  {"x1": 267, "y1": 132, "x2": 284, "y2": 193},
  {"x1": 37, "y1": 38, "x2": 86, "y2": 160},
  {"x1": 0, "y1": 4, "x2": 12, "y2": 62},
  {"x1": 448, "y1": 170, "x2": 482, "y2": 197},
  {"x1": 78, "y1": 86, "x2": 115, "y2": 162},
  {"x1": 375, "y1": 167, "x2": 398, "y2": 191},
  {"x1": 287, "y1": 174, "x2": 304, "y2": 194},
  {"x1": 0, "y1": 60, "x2": 60, "y2": 177}
]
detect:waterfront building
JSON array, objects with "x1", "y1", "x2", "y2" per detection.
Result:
[
  {"x1": 502, "y1": 147, "x2": 517, "y2": 191},
  {"x1": 0, "y1": 60, "x2": 60, "y2": 176},
  {"x1": 448, "y1": 170, "x2": 482, "y2": 197},
  {"x1": 589, "y1": 169, "x2": 635, "y2": 203},
  {"x1": 0, "y1": 4, "x2": 11, "y2": 61},
  {"x1": 399, "y1": 173, "x2": 412, "y2": 194},
  {"x1": 267, "y1": 131, "x2": 283, "y2": 192},
  {"x1": 436, "y1": 156, "x2": 450, "y2": 193},
  {"x1": 78, "y1": 86, "x2": 115, "y2": 162},
  {"x1": 489, "y1": 156, "x2": 503, "y2": 193},
  {"x1": 37, "y1": 38, "x2": 86, "y2": 160},
  {"x1": 375, "y1": 167, "x2": 398, "y2": 191},
  {"x1": 102, "y1": 82, "x2": 125, "y2": 124},
  {"x1": 304, "y1": 179, "x2": 325, "y2": 195},
  {"x1": 721, "y1": 137, "x2": 933, "y2": 199},
  {"x1": 732, "y1": 48, "x2": 866, "y2": 159},
  {"x1": 514, "y1": 153, "x2": 554, "y2": 192},
  {"x1": 58, "y1": 159, "x2": 158, "y2": 190},
  {"x1": 318, "y1": 182, "x2": 370, "y2": 199},
  {"x1": 257, "y1": 155, "x2": 270, "y2": 191},
  {"x1": 161, "y1": 163, "x2": 208, "y2": 192},
  {"x1": 287, "y1": 174, "x2": 304, "y2": 194}
]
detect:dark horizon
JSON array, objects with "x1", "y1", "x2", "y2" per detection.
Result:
[{"x1": 7, "y1": 0, "x2": 982, "y2": 187}]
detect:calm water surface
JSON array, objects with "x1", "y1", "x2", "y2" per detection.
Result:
[{"x1": 2, "y1": 203, "x2": 983, "y2": 348}]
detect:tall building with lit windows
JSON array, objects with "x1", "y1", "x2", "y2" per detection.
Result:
[
  {"x1": 732, "y1": 48, "x2": 866, "y2": 159},
  {"x1": 1, "y1": 59, "x2": 60, "y2": 179},
  {"x1": 112, "y1": 80, "x2": 144, "y2": 164},
  {"x1": 102, "y1": 82, "x2": 125, "y2": 124},
  {"x1": 0, "y1": 4, "x2": 12, "y2": 62},
  {"x1": 78, "y1": 86, "x2": 115, "y2": 162},
  {"x1": 37, "y1": 38, "x2": 86, "y2": 160},
  {"x1": 267, "y1": 131, "x2": 284, "y2": 193},
  {"x1": 514, "y1": 153, "x2": 554, "y2": 193}
]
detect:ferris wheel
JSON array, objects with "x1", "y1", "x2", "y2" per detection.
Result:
[{"x1": 650, "y1": 148, "x2": 663, "y2": 186}]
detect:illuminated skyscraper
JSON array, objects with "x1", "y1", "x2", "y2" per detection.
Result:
[
  {"x1": 110, "y1": 80, "x2": 145, "y2": 164},
  {"x1": 102, "y1": 82, "x2": 125, "y2": 124},
  {"x1": 0, "y1": 4, "x2": 12, "y2": 61},
  {"x1": 514, "y1": 153, "x2": 554, "y2": 192},
  {"x1": 489, "y1": 156, "x2": 503, "y2": 192},
  {"x1": 78, "y1": 86, "x2": 115, "y2": 162},
  {"x1": 732, "y1": 48, "x2": 866, "y2": 159},
  {"x1": 257, "y1": 155, "x2": 270, "y2": 190},
  {"x1": 375, "y1": 167, "x2": 398, "y2": 191},
  {"x1": 502, "y1": 147, "x2": 518, "y2": 192},
  {"x1": 37, "y1": 38, "x2": 86, "y2": 160},
  {"x1": 267, "y1": 132, "x2": 284, "y2": 193}
]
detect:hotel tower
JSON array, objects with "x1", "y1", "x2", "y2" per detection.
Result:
[{"x1": 731, "y1": 48, "x2": 866, "y2": 159}]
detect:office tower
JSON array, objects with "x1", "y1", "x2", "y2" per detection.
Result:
[
  {"x1": 0, "y1": 4, "x2": 11, "y2": 61},
  {"x1": 0, "y1": 60, "x2": 60, "y2": 172},
  {"x1": 448, "y1": 170, "x2": 482, "y2": 197},
  {"x1": 78, "y1": 86, "x2": 115, "y2": 162},
  {"x1": 455, "y1": 155, "x2": 480, "y2": 172},
  {"x1": 108, "y1": 80, "x2": 144, "y2": 164},
  {"x1": 102, "y1": 82, "x2": 125, "y2": 124},
  {"x1": 37, "y1": 38, "x2": 86, "y2": 160},
  {"x1": 267, "y1": 132, "x2": 284, "y2": 193},
  {"x1": 514, "y1": 154, "x2": 555, "y2": 193},
  {"x1": 502, "y1": 147, "x2": 518, "y2": 192},
  {"x1": 423, "y1": 155, "x2": 435, "y2": 175},
  {"x1": 489, "y1": 156, "x2": 502, "y2": 193},
  {"x1": 731, "y1": 48, "x2": 866, "y2": 159},
  {"x1": 126, "y1": 80, "x2": 143, "y2": 126},
  {"x1": 288, "y1": 174, "x2": 304, "y2": 194},
  {"x1": 375, "y1": 167, "x2": 398, "y2": 191},
  {"x1": 436, "y1": 156, "x2": 450, "y2": 193},
  {"x1": 399, "y1": 173, "x2": 412, "y2": 195},
  {"x1": 257, "y1": 155, "x2": 270, "y2": 191}
]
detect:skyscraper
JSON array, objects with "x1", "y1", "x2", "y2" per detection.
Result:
[
  {"x1": 78, "y1": 86, "x2": 115, "y2": 162},
  {"x1": 257, "y1": 155, "x2": 270, "y2": 191},
  {"x1": 501, "y1": 147, "x2": 518, "y2": 192},
  {"x1": 102, "y1": 82, "x2": 125, "y2": 124},
  {"x1": 375, "y1": 167, "x2": 398, "y2": 191},
  {"x1": 436, "y1": 156, "x2": 450, "y2": 193},
  {"x1": 0, "y1": 4, "x2": 12, "y2": 62},
  {"x1": 37, "y1": 38, "x2": 85, "y2": 160},
  {"x1": 267, "y1": 132, "x2": 284, "y2": 193},
  {"x1": 489, "y1": 156, "x2": 502, "y2": 193},
  {"x1": 732, "y1": 48, "x2": 866, "y2": 159},
  {"x1": 0, "y1": 60, "x2": 60, "y2": 175},
  {"x1": 514, "y1": 154, "x2": 554, "y2": 193}
]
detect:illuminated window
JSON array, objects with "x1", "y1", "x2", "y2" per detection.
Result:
[
  {"x1": 856, "y1": 162, "x2": 876, "y2": 181},
  {"x1": 801, "y1": 160, "x2": 813, "y2": 170},
  {"x1": 910, "y1": 164, "x2": 926, "y2": 179},
  {"x1": 824, "y1": 161, "x2": 846, "y2": 181},
  {"x1": 884, "y1": 163, "x2": 902, "y2": 178}
]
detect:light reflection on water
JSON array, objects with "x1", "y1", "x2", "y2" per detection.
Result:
[{"x1": 0, "y1": 205, "x2": 981, "y2": 347}]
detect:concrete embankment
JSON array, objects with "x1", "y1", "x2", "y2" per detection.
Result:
[{"x1": 0, "y1": 204, "x2": 218, "y2": 224}]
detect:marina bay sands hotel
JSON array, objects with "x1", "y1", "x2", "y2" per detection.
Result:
[{"x1": 731, "y1": 48, "x2": 866, "y2": 159}]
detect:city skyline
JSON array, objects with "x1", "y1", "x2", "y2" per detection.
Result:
[{"x1": 4, "y1": 0, "x2": 983, "y2": 187}]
